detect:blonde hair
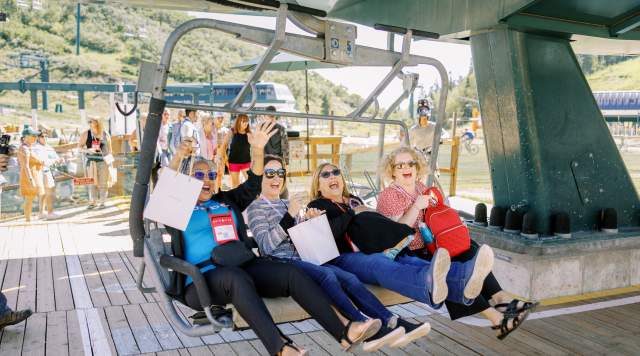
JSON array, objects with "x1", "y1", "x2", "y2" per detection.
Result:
[
  {"x1": 89, "y1": 118, "x2": 104, "y2": 137},
  {"x1": 379, "y1": 146, "x2": 429, "y2": 184},
  {"x1": 202, "y1": 115, "x2": 215, "y2": 134},
  {"x1": 309, "y1": 162, "x2": 351, "y2": 200}
]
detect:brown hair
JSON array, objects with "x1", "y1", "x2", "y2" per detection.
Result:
[
  {"x1": 263, "y1": 154, "x2": 287, "y2": 193},
  {"x1": 232, "y1": 114, "x2": 251, "y2": 134},
  {"x1": 379, "y1": 146, "x2": 429, "y2": 184},
  {"x1": 309, "y1": 162, "x2": 351, "y2": 201}
]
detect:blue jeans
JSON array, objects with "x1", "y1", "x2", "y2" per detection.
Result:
[
  {"x1": 0, "y1": 292, "x2": 10, "y2": 316},
  {"x1": 395, "y1": 254, "x2": 473, "y2": 306},
  {"x1": 288, "y1": 259, "x2": 394, "y2": 323},
  {"x1": 330, "y1": 252, "x2": 472, "y2": 308}
]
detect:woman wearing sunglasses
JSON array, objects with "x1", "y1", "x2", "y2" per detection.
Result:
[
  {"x1": 376, "y1": 147, "x2": 536, "y2": 339},
  {"x1": 307, "y1": 163, "x2": 496, "y2": 324},
  {"x1": 246, "y1": 155, "x2": 428, "y2": 351},
  {"x1": 165, "y1": 122, "x2": 375, "y2": 356}
]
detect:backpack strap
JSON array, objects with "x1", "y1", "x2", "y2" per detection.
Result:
[{"x1": 425, "y1": 187, "x2": 445, "y2": 207}]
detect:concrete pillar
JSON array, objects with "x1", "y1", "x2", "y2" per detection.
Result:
[{"x1": 470, "y1": 27, "x2": 639, "y2": 234}]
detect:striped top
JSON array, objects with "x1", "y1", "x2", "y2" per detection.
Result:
[{"x1": 246, "y1": 197, "x2": 300, "y2": 260}]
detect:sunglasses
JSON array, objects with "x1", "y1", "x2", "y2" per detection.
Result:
[
  {"x1": 393, "y1": 160, "x2": 417, "y2": 169},
  {"x1": 319, "y1": 168, "x2": 341, "y2": 179},
  {"x1": 193, "y1": 170, "x2": 217, "y2": 181},
  {"x1": 264, "y1": 168, "x2": 286, "y2": 179}
]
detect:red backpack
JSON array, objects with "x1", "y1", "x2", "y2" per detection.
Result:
[{"x1": 423, "y1": 187, "x2": 471, "y2": 257}]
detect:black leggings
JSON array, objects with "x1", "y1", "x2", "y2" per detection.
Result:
[
  {"x1": 184, "y1": 258, "x2": 345, "y2": 355},
  {"x1": 405, "y1": 240, "x2": 503, "y2": 320}
]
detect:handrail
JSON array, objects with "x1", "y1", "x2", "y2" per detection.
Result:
[{"x1": 163, "y1": 101, "x2": 410, "y2": 133}]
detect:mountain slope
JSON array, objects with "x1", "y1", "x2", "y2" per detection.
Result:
[{"x1": 0, "y1": 0, "x2": 362, "y2": 126}]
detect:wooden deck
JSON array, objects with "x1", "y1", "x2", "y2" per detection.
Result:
[{"x1": 1, "y1": 203, "x2": 640, "y2": 355}]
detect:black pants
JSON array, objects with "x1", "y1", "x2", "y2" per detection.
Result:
[
  {"x1": 404, "y1": 241, "x2": 503, "y2": 320},
  {"x1": 184, "y1": 258, "x2": 345, "y2": 355}
]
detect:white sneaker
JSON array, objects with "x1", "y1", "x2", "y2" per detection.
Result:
[
  {"x1": 46, "y1": 213, "x2": 60, "y2": 220},
  {"x1": 389, "y1": 321, "x2": 431, "y2": 348},
  {"x1": 429, "y1": 248, "x2": 451, "y2": 305},
  {"x1": 463, "y1": 244, "x2": 495, "y2": 300}
]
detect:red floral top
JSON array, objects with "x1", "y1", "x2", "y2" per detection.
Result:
[{"x1": 376, "y1": 181, "x2": 429, "y2": 251}]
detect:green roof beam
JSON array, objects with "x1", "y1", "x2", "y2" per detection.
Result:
[{"x1": 609, "y1": 8, "x2": 640, "y2": 36}]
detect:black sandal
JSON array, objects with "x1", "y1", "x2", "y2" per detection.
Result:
[
  {"x1": 340, "y1": 320, "x2": 357, "y2": 351},
  {"x1": 494, "y1": 299, "x2": 538, "y2": 317},
  {"x1": 278, "y1": 339, "x2": 308, "y2": 356},
  {"x1": 491, "y1": 308, "x2": 531, "y2": 340}
]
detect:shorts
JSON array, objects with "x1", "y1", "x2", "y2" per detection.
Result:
[{"x1": 228, "y1": 162, "x2": 251, "y2": 172}]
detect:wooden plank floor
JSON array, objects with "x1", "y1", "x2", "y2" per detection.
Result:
[{"x1": 1, "y1": 205, "x2": 640, "y2": 355}]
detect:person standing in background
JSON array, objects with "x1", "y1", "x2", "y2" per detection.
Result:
[
  {"x1": 34, "y1": 132, "x2": 61, "y2": 220},
  {"x1": 18, "y1": 126, "x2": 45, "y2": 222},
  {"x1": 158, "y1": 110, "x2": 171, "y2": 166},
  {"x1": 213, "y1": 112, "x2": 229, "y2": 188},
  {"x1": 261, "y1": 105, "x2": 289, "y2": 197},
  {"x1": 78, "y1": 118, "x2": 113, "y2": 209},
  {"x1": 169, "y1": 109, "x2": 185, "y2": 156},
  {"x1": 198, "y1": 115, "x2": 217, "y2": 161},
  {"x1": 224, "y1": 114, "x2": 252, "y2": 188}
]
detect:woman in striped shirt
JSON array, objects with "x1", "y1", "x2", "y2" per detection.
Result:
[{"x1": 246, "y1": 155, "x2": 431, "y2": 352}]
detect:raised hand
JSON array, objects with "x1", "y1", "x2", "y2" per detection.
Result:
[{"x1": 247, "y1": 120, "x2": 277, "y2": 149}]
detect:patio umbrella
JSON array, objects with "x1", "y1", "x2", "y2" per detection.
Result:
[{"x1": 233, "y1": 52, "x2": 341, "y2": 171}]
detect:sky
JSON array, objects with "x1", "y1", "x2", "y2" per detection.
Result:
[{"x1": 189, "y1": 12, "x2": 473, "y2": 110}]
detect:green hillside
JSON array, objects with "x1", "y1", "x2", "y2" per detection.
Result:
[
  {"x1": 585, "y1": 56, "x2": 640, "y2": 91},
  {"x1": 0, "y1": 0, "x2": 363, "y2": 129}
]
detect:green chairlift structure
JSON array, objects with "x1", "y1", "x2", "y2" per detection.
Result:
[{"x1": 42, "y1": 0, "x2": 640, "y2": 332}]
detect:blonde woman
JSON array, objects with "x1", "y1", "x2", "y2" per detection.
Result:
[
  {"x1": 78, "y1": 118, "x2": 113, "y2": 209},
  {"x1": 305, "y1": 162, "x2": 505, "y2": 334},
  {"x1": 376, "y1": 147, "x2": 536, "y2": 339},
  {"x1": 18, "y1": 126, "x2": 45, "y2": 222},
  {"x1": 198, "y1": 115, "x2": 217, "y2": 161}
]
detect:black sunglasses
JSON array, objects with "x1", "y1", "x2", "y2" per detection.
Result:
[
  {"x1": 193, "y1": 170, "x2": 217, "y2": 181},
  {"x1": 393, "y1": 160, "x2": 418, "y2": 169},
  {"x1": 319, "y1": 168, "x2": 341, "y2": 179},
  {"x1": 264, "y1": 168, "x2": 286, "y2": 179}
]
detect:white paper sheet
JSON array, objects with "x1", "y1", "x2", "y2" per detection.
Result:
[
  {"x1": 143, "y1": 168, "x2": 203, "y2": 231},
  {"x1": 288, "y1": 214, "x2": 339, "y2": 265}
]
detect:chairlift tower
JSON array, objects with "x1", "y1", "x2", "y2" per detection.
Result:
[{"x1": 17, "y1": 52, "x2": 50, "y2": 112}]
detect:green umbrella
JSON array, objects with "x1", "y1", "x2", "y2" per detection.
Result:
[{"x1": 233, "y1": 52, "x2": 341, "y2": 171}]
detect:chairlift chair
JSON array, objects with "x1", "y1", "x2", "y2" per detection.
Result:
[{"x1": 130, "y1": 2, "x2": 451, "y2": 336}]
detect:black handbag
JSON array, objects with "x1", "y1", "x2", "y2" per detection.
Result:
[
  {"x1": 210, "y1": 240, "x2": 255, "y2": 267},
  {"x1": 347, "y1": 211, "x2": 415, "y2": 254}
]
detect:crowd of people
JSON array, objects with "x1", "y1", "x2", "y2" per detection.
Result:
[{"x1": 153, "y1": 106, "x2": 536, "y2": 356}]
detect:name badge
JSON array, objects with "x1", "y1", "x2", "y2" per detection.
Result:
[{"x1": 209, "y1": 212, "x2": 238, "y2": 244}]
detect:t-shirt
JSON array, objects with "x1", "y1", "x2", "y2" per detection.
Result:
[
  {"x1": 409, "y1": 123, "x2": 436, "y2": 152},
  {"x1": 158, "y1": 123, "x2": 169, "y2": 150},
  {"x1": 183, "y1": 199, "x2": 240, "y2": 286},
  {"x1": 376, "y1": 181, "x2": 429, "y2": 251}
]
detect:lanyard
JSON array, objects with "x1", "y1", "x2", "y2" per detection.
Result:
[{"x1": 260, "y1": 195, "x2": 287, "y2": 214}]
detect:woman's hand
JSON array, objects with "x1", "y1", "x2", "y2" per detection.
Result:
[
  {"x1": 288, "y1": 197, "x2": 302, "y2": 217},
  {"x1": 247, "y1": 121, "x2": 277, "y2": 149},
  {"x1": 304, "y1": 208, "x2": 325, "y2": 220},
  {"x1": 176, "y1": 138, "x2": 194, "y2": 159},
  {"x1": 413, "y1": 195, "x2": 430, "y2": 210}
]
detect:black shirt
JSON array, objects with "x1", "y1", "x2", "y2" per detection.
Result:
[
  {"x1": 228, "y1": 132, "x2": 251, "y2": 164},
  {"x1": 307, "y1": 195, "x2": 364, "y2": 254}
]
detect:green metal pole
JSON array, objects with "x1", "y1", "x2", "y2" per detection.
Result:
[
  {"x1": 30, "y1": 90, "x2": 38, "y2": 127},
  {"x1": 40, "y1": 58, "x2": 49, "y2": 111},
  {"x1": 76, "y1": 2, "x2": 80, "y2": 56}
]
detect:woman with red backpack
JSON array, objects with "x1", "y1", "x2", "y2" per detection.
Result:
[
  {"x1": 376, "y1": 146, "x2": 537, "y2": 340},
  {"x1": 306, "y1": 163, "x2": 496, "y2": 330}
]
